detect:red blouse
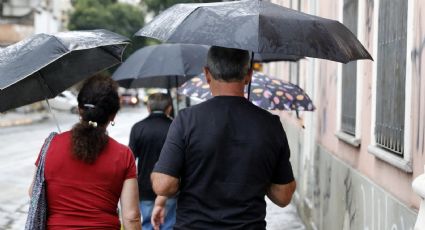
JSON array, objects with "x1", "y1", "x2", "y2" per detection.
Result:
[{"x1": 36, "y1": 131, "x2": 136, "y2": 229}]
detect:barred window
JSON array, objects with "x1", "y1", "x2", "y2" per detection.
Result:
[
  {"x1": 340, "y1": 0, "x2": 358, "y2": 136},
  {"x1": 375, "y1": 0, "x2": 408, "y2": 156},
  {"x1": 289, "y1": 62, "x2": 299, "y2": 85}
]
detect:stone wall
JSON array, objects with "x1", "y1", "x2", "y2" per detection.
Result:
[{"x1": 283, "y1": 121, "x2": 417, "y2": 230}]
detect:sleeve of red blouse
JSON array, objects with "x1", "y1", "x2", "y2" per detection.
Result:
[{"x1": 125, "y1": 148, "x2": 137, "y2": 179}]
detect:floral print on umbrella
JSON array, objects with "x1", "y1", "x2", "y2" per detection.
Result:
[{"x1": 178, "y1": 71, "x2": 315, "y2": 111}]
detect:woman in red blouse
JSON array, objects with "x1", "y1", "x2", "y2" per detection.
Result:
[{"x1": 29, "y1": 75, "x2": 141, "y2": 229}]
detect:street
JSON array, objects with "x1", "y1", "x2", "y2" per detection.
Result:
[{"x1": 0, "y1": 106, "x2": 305, "y2": 230}]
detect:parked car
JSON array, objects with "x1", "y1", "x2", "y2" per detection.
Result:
[
  {"x1": 47, "y1": 90, "x2": 78, "y2": 113},
  {"x1": 120, "y1": 89, "x2": 140, "y2": 106}
]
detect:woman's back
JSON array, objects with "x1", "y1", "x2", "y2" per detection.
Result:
[{"x1": 39, "y1": 131, "x2": 136, "y2": 229}]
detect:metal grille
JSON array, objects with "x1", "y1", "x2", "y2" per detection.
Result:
[
  {"x1": 341, "y1": 0, "x2": 358, "y2": 135},
  {"x1": 375, "y1": 0, "x2": 407, "y2": 155}
]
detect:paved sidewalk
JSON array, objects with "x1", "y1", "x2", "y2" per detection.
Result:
[
  {"x1": 0, "y1": 112, "x2": 49, "y2": 128},
  {"x1": 0, "y1": 108, "x2": 306, "y2": 229},
  {"x1": 5, "y1": 199, "x2": 306, "y2": 230},
  {"x1": 266, "y1": 198, "x2": 306, "y2": 230}
]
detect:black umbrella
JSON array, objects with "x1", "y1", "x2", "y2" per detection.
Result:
[
  {"x1": 136, "y1": 0, "x2": 372, "y2": 63},
  {"x1": 253, "y1": 53, "x2": 302, "y2": 63},
  {"x1": 0, "y1": 29, "x2": 129, "y2": 130},
  {"x1": 112, "y1": 44, "x2": 209, "y2": 89}
]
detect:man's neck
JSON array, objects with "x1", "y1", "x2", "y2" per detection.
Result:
[
  {"x1": 210, "y1": 80, "x2": 246, "y2": 97},
  {"x1": 150, "y1": 111, "x2": 165, "y2": 115}
]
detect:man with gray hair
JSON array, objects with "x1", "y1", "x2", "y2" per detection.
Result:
[
  {"x1": 150, "y1": 46, "x2": 296, "y2": 229},
  {"x1": 129, "y1": 93, "x2": 176, "y2": 230}
]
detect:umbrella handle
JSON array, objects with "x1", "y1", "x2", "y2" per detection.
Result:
[
  {"x1": 247, "y1": 51, "x2": 254, "y2": 100},
  {"x1": 175, "y1": 75, "x2": 179, "y2": 112},
  {"x1": 37, "y1": 72, "x2": 61, "y2": 133},
  {"x1": 247, "y1": 81, "x2": 252, "y2": 101},
  {"x1": 44, "y1": 98, "x2": 62, "y2": 133}
]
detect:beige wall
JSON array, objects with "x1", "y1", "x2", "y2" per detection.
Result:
[
  {"x1": 266, "y1": 0, "x2": 425, "y2": 212},
  {"x1": 0, "y1": 24, "x2": 33, "y2": 46}
]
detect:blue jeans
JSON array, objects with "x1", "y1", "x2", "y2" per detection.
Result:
[{"x1": 140, "y1": 198, "x2": 176, "y2": 230}]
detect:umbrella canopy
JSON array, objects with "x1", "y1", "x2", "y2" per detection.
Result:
[
  {"x1": 0, "y1": 29, "x2": 129, "y2": 112},
  {"x1": 112, "y1": 44, "x2": 209, "y2": 89},
  {"x1": 253, "y1": 52, "x2": 302, "y2": 62},
  {"x1": 136, "y1": 0, "x2": 372, "y2": 63},
  {"x1": 178, "y1": 71, "x2": 315, "y2": 111}
]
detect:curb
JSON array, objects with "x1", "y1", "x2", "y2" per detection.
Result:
[{"x1": 0, "y1": 115, "x2": 49, "y2": 128}]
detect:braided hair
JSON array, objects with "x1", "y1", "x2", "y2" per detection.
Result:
[{"x1": 71, "y1": 75, "x2": 120, "y2": 164}]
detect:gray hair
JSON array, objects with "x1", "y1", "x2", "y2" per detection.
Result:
[
  {"x1": 206, "y1": 46, "x2": 251, "y2": 82},
  {"x1": 147, "y1": 93, "x2": 172, "y2": 112}
]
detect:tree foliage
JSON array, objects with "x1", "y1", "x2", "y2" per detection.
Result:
[
  {"x1": 68, "y1": 0, "x2": 146, "y2": 59},
  {"x1": 144, "y1": 0, "x2": 217, "y2": 15}
]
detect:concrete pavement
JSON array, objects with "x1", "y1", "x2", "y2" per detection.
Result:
[{"x1": 0, "y1": 111, "x2": 49, "y2": 128}]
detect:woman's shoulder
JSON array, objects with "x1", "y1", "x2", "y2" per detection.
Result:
[
  {"x1": 105, "y1": 137, "x2": 135, "y2": 168},
  {"x1": 107, "y1": 136, "x2": 132, "y2": 155},
  {"x1": 49, "y1": 130, "x2": 71, "y2": 144}
]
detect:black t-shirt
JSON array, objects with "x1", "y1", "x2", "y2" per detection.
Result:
[
  {"x1": 129, "y1": 113, "x2": 172, "y2": 200},
  {"x1": 153, "y1": 96, "x2": 294, "y2": 229}
]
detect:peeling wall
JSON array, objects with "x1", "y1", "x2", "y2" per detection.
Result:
[
  {"x1": 283, "y1": 121, "x2": 417, "y2": 230},
  {"x1": 265, "y1": 0, "x2": 425, "y2": 228}
]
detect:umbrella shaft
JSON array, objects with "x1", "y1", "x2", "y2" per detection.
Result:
[
  {"x1": 247, "y1": 51, "x2": 254, "y2": 100},
  {"x1": 37, "y1": 73, "x2": 61, "y2": 133},
  {"x1": 44, "y1": 98, "x2": 62, "y2": 133}
]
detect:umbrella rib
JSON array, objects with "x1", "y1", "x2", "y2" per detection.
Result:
[
  {"x1": 37, "y1": 72, "x2": 55, "y2": 97},
  {"x1": 320, "y1": 20, "x2": 350, "y2": 63},
  {"x1": 99, "y1": 45, "x2": 126, "y2": 63},
  {"x1": 52, "y1": 36, "x2": 70, "y2": 52}
]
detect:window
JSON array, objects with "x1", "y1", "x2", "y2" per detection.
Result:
[
  {"x1": 289, "y1": 62, "x2": 299, "y2": 85},
  {"x1": 374, "y1": 0, "x2": 407, "y2": 156},
  {"x1": 340, "y1": 0, "x2": 358, "y2": 136}
]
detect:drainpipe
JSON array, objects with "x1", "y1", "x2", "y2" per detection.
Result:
[{"x1": 412, "y1": 166, "x2": 425, "y2": 230}]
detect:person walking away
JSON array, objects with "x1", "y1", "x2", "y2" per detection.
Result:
[
  {"x1": 150, "y1": 46, "x2": 297, "y2": 230},
  {"x1": 129, "y1": 93, "x2": 176, "y2": 230},
  {"x1": 29, "y1": 75, "x2": 141, "y2": 229}
]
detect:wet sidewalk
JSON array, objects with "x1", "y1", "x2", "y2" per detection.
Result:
[
  {"x1": 0, "y1": 112, "x2": 49, "y2": 128},
  {"x1": 266, "y1": 198, "x2": 305, "y2": 230},
  {"x1": 4, "y1": 199, "x2": 306, "y2": 230}
]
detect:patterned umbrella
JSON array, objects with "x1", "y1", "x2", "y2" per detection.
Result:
[{"x1": 178, "y1": 71, "x2": 315, "y2": 111}]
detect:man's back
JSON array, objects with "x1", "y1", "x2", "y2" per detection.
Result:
[
  {"x1": 129, "y1": 113, "x2": 172, "y2": 200},
  {"x1": 155, "y1": 96, "x2": 294, "y2": 229}
]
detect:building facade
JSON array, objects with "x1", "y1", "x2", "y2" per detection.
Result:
[
  {"x1": 0, "y1": 0, "x2": 71, "y2": 47},
  {"x1": 264, "y1": 0, "x2": 425, "y2": 229},
  {"x1": 0, "y1": 0, "x2": 34, "y2": 46}
]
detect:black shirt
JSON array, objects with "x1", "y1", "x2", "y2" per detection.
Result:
[
  {"x1": 129, "y1": 112, "x2": 172, "y2": 200},
  {"x1": 153, "y1": 96, "x2": 294, "y2": 229}
]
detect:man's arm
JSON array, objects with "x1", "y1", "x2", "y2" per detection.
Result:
[
  {"x1": 268, "y1": 116, "x2": 296, "y2": 207},
  {"x1": 151, "y1": 196, "x2": 168, "y2": 230},
  {"x1": 128, "y1": 126, "x2": 138, "y2": 159},
  {"x1": 267, "y1": 180, "x2": 296, "y2": 207},
  {"x1": 151, "y1": 172, "x2": 179, "y2": 197}
]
